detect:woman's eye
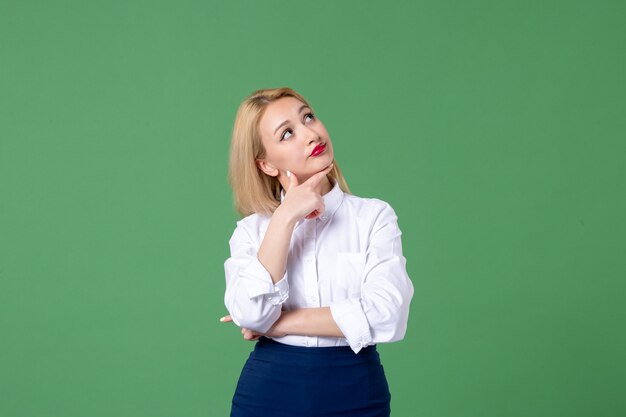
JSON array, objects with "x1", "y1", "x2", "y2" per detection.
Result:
[
  {"x1": 304, "y1": 113, "x2": 315, "y2": 122},
  {"x1": 281, "y1": 128, "x2": 293, "y2": 140}
]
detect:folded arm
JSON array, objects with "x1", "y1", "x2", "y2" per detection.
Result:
[{"x1": 224, "y1": 202, "x2": 413, "y2": 353}]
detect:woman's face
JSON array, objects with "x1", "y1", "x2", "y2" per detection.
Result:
[{"x1": 257, "y1": 96, "x2": 334, "y2": 183}]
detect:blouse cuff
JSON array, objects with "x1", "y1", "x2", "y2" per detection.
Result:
[
  {"x1": 330, "y1": 298, "x2": 373, "y2": 354},
  {"x1": 242, "y1": 257, "x2": 289, "y2": 306}
]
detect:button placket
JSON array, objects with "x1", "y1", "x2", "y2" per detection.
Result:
[{"x1": 302, "y1": 219, "x2": 320, "y2": 347}]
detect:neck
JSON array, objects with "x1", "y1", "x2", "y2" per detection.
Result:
[{"x1": 316, "y1": 176, "x2": 333, "y2": 196}]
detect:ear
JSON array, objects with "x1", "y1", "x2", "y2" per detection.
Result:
[{"x1": 255, "y1": 159, "x2": 279, "y2": 177}]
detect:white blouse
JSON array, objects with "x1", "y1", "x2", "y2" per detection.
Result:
[{"x1": 223, "y1": 180, "x2": 414, "y2": 353}]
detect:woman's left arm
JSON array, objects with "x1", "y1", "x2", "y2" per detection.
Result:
[
  {"x1": 270, "y1": 307, "x2": 344, "y2": 337},
  {"x1": 221, "y1": 307, "x2": 343, "y2": 340},
  {"x1": 328, "y1": 201, "x2": 414, "y2": 353}
]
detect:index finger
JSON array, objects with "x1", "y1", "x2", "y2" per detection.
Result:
[{"x1": 303, "y1": 164, "x2": 334, "y2": 187}]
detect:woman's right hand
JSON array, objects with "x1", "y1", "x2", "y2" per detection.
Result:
[{"x1": 278, "y1": 164, "x2": 334, "y2": 222}]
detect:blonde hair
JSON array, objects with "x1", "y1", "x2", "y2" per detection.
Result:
[{"x1": 228, "y1": 87, "x2": 350, "y2": 217}]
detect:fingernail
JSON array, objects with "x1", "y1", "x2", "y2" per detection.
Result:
[
  {"x1": 219, "y1": 316, "x2": 226, "y2": 322},
  {"x1": 287, "y1": 170, "x2": 291, "y2": 178}
]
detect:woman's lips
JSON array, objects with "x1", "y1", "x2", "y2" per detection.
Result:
[{"x1": 310, "y1": 144, "x2": 326, "y2": 157}]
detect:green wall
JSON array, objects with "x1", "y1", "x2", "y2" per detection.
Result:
[{"x1": 1, "y1": 1, "x2": 624, "y2": 416}]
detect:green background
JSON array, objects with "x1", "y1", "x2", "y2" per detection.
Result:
[{"x1": 1, "y1": 1, "x2": 624, "y2": 416}]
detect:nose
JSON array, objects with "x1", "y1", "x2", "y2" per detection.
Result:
[{"x1": 302, "y1": 125, "x2": 321, "y2": 144}]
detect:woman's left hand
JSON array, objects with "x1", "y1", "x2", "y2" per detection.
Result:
[{"x1": 220, "y1": 314, "x2": 285, "y2": 341}]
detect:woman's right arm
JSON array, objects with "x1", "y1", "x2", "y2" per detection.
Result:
[
  {"x1": 256, "y1": 206, "x2": 298, "y2": 284},
  {"x1": 224, "y1": 165, "x2": 333, "y2": 334},
  {"x1": 223, "y1": 208, "x2": 296, "y2": 334}
]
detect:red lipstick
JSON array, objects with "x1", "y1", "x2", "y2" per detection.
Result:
[{"x1": 310, "y1": 144, "x2": 326, "y2": 157}]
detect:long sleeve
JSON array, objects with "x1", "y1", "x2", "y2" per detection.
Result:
[
  {"x1": 330, "y1": 202, "x2": 414, "y2": 353},
  {"x1": 224, "y1": 220, "x2": 289, "y2": 333}
]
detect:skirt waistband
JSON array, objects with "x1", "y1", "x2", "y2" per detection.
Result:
[{"x1": 252, "y1": 337, "x2": 379, "y2": 367}]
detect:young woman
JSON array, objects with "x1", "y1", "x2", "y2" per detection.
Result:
[{"x1": 221, "y1": 87, "x2": 414, "y2": 417}]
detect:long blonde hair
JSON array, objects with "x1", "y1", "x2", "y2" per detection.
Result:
[{"x1": 228, "y1": 87, "x2": 350, "y2": 217}]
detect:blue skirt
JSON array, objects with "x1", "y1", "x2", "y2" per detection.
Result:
[{"x1": 230, "y1": 337, "x2": 391, "y2": 417}]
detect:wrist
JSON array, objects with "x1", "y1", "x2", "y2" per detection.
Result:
[
  {"x1": 271, "y1": 310, "x2": 291, "y2": 337},
  {"x1": 274, "y1": 205, "x2": 299, "y2": 227}
]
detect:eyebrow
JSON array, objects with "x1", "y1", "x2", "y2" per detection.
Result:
[{"x1": 273, "y1": 104, "x2": 310, "y2": 135}]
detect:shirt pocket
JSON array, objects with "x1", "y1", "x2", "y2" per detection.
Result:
[{"x1": 335, "y1": 252, "x2": 366, "y2": 298}]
